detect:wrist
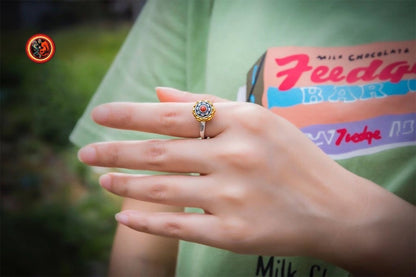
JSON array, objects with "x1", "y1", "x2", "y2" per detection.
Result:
[{"x1": 311, "y1": 171, "x2": 415, "y2": 275}]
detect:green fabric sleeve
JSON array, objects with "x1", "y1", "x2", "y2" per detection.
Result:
[{"x1": 70, "y1": 0, "x2": 213, "y2": 147}]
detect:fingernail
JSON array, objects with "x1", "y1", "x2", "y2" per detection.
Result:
[
  {"x1": 115, "y1": 213, "x2": 129, "y2": 224},
  {"x1": 155, "y1": 87, "x2": 184, "y2": 94},
  {"x1": 92, "y1": 105, "x2": 109, "y2": 123},
  {"x1": 99, "y1": 174, "x2": 111, "y2": 189},
  {"x1": 78, "y1": 146, "x2": 96, "y2": 163}
]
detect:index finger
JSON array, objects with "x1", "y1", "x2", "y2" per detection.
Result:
[{"x1": 91, "y1": 102, "x2": 231, "y2": 138}]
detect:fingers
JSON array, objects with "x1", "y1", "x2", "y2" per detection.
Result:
[
  {"x1": 78, "y1": 139, "x2": 215, "y2": 173},
  {"x1": 155, "y1": 87, "x2": 229, "y2": 103},
  {"x1": 115, "y1": 210, "x2": 221, "y2": 246},
  {"x1": 92, "y1": 101, "x2": 229, "y2": 139},
  {"x1": 100, "y1": 173, "x2": 212, "y2": 209}
]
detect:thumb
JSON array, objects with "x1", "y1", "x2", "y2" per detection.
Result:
[{"x1": 155, "y1": 87, "x2": 229, "y2": 103}]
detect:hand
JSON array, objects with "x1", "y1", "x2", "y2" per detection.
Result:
[{"x1": 78, "y1": 87, "x2": 415, "y2": 275}]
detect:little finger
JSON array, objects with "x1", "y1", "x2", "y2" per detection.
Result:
[{"x1": 115, "y1": 210, "x2": 222, "y2": 247}]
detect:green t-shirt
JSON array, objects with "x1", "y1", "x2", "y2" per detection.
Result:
[{"x1": 70, "y1": 0, "x2": 415, "y2": 276}]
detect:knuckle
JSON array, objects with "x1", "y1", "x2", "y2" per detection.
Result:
[
  {"x1": 135, "y1": 217, "x2": 150, "y2": 233},
  {"x1": 159, "y1": 110, "x2": 178, "y2": 131},
  {"x1": 163, "y1": 221, "x2": 182, "y2": 238},
  {"x1": 109, "y1": 175, "x2": 137, "y2": 198},
  {"x1": 219, "y1": 218, "x2": 249, "y2": 246},
  {"x1": 234, "y1": 104, "x2": 269, "y2": 133},
  {"x1": 217, "y1": 185, "x2": 247, "y2": 207},
  {"x1": 119, "y1": 108, "x2": 134, "y2": 127},
  {"x1": 145, "y1": 140, "x2": 167, "y2": 167},
  {"x1": 104, "y1": 144, "x2": 120, "y2": 165},
  {"x1": 218, "y1": 142, "x2": 260, "y2": 170},
  {"x1": 147, "y1": 183, "x2": 168, "y2": 202},
  {"x1": 117, "y1": 180, "x2": 131, "y2": 196}
]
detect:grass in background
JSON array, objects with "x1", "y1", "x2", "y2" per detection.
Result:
[{"x1": 1, "y1": 21, "x2": 131, "y2": 276}]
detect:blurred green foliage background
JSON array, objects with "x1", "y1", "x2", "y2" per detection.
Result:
[{"x1": 1, "y1": 1, "x2": 141, "y2": 275}]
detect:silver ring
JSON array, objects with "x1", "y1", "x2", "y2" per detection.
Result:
[{"x1": 192, "y1": 100, "x2": 215, "y2": 139}]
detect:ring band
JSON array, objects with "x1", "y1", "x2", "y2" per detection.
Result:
[{"x1": 192, "y1": 100, "x2": 215, "y2": 139}]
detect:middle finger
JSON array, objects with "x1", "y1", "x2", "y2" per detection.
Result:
[{"x1": 78, "y1": 138, "x2": 215, "y2": 173}]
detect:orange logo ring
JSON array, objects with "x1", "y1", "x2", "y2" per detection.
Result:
[{"x1": 25, "y1": 34, "x2": 55, "y2": 64}]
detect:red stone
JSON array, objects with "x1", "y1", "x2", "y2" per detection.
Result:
[{"x1": 200, "y1": 105, "x2": 207, "y2": 112}]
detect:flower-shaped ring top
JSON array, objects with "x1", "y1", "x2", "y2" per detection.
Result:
[{"x1": 192, "y1": 100, "x2": 215, "y2": 138}]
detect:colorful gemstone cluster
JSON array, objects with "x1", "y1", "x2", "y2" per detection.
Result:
[{"x1": 192, "y1": 100, "x2": 215, "y2": 122}]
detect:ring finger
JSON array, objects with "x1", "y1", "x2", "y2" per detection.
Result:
[{"x1": 91, "y1": 102, "x2": 232, "y2": 138}]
